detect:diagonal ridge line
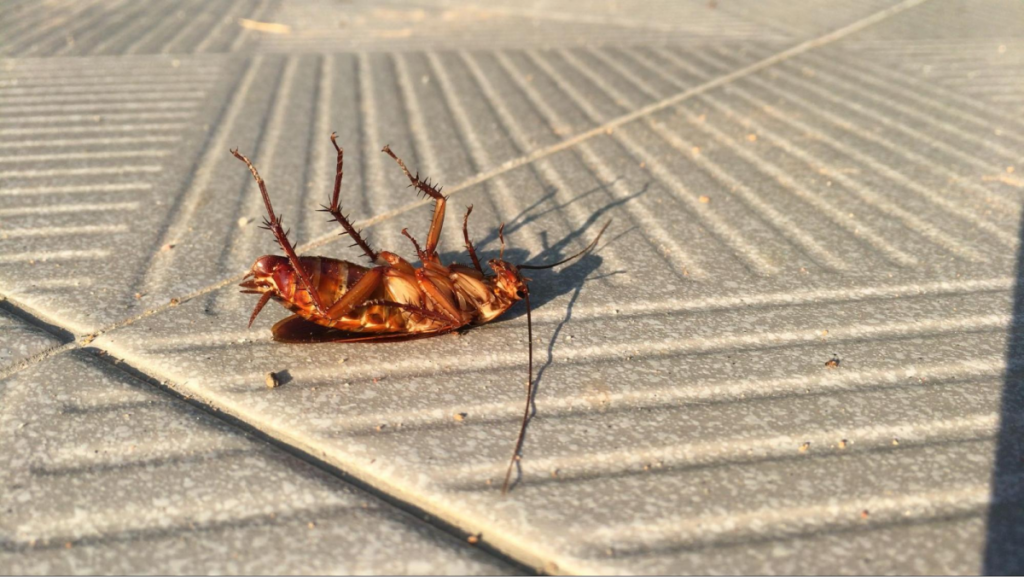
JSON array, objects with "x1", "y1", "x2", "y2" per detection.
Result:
[{"x1": 296, "y1": 0, "x2": 933, "y2": 255}]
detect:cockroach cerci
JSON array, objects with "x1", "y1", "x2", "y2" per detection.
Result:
[{"x1": 233, "y1": 133, "x2": 608, "y2": 494}]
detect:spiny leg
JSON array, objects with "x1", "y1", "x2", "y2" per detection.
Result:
[
  {"x1": 325, "y1": 266, "x2": 386, "y2": 321},
  {"x1": 401, "y1": 228, "x2": 427, "y2": 262},
  {"x1": 231, "y1": 148, "x2": 328, "y2": 316},
  {"x1": 381, "y1": 145, "x2": 447, "y2": 257},
  {"x1": 363, "y1": 299, "x2": 456, "y2": 328},
  {"x1": 319, "y1": 133, "x2": 379, "y2": 262},
  {"x1": 414, "y1": 269, "x2": 466, "y2": 325},
  {"x1": 462, "y1": 205, "x2": 483, "y2": 274}
]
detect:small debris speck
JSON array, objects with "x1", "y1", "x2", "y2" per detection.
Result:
[
  {"x1": 892, "y1": 438, "x2": 900, "y2": 446},
  {"x1": 861, "y1": 509, "x2": 870, "y2": 519},
  {"x1": 265, "y1": 372, "x2": 280, "y2": 389},
  {"x1": 160, "y1": 243, "x2": 175, "y2": 252},
  {"x1": 467, "y1": 534, "x2": 480, "y2": 544},
  {"x1": 825, "y1": 355, "x2": 840, "y2": 369},
  {"x1": 453, "y1": 412, "x2": 467, "y2": 421},
  {"x1": 799, "y1": 442, "x2": 811, "y2": 453},
  {"x1": 838, "y1": 439, "x2": 848, "y2": 449},
  {"x1": 375, "y1": 424, "x2": 387, "y2": 432},
  {"x1": 169, "y1": 298, "x2": 181, "y2": 306}
]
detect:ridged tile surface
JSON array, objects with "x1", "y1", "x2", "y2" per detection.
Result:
[
  {"x1": 2, "y1": 0, "x2": 1024, "y2": 573},
  {"x1": 0, "y1": 350, "x2": 516, "y2": 574},
  {"x1": 0, "y1": 309, "x2": 64, "y2": 373}
]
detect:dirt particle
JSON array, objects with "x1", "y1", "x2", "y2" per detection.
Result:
[
  {"x1": 799, "y1": 442, "x2": 811, "y2": 453},
  {"x1": 825, "y1": 355, "x2": 840, "y2": 369},
  {"x1": 169, "y1": 298, "x2": 181, "y2": 306},
  {"x1": 265, "y1": 372, "x2": 280, "y2": 389}
]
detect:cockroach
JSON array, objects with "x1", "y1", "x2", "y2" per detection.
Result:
[{"x1": 233, "y1": 133, "x2": 608, "y2": 494}]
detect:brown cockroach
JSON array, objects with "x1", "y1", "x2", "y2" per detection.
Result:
[{"x1": 233, "y1": 133, "x2": 608, "y2": 494}]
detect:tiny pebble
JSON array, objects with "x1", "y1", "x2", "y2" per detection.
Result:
[{"x1": 265, "y1": 372, "x2": 280, "y2": 389}]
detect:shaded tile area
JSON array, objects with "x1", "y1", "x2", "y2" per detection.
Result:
[
  {"x1": 0, "y1": 350, "x2": 517, "y2": 574},
  {"x1": 0, "y1": 307, "x2": 64, "y2": 372}
]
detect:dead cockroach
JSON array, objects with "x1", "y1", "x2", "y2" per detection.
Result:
[{"x1": 233, "y1": 133, "x2": 608, "y2": 494}]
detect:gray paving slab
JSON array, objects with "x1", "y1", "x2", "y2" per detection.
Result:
[
  {"x1": 0, "y1": 349, "x2": 517, "y2": 574},
  {"x1": 3, "y1": 0, "x2": 1024, "y2": 573},
  {"x1": 0, "y1": 308, "x2": 64, "y2": 373},
  {"x1": 0, "y1": 40, "x2": 784, "y2": 333}
]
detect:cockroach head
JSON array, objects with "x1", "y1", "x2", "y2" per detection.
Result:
[
  {"x1": 488, "y1": 259, "x2": 530, "y2": 300},
  {"x1": 240, "y1": 255, "x2": 289, "y2": 293},
  {"x1": 240, "y1": 255, "x2": 291, "y2": 327}
]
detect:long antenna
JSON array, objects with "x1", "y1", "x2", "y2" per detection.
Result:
[
  {"x1": 502, "y1": 290, "x2": 534, "y2": 495},
  {"x1": 518, "y1": 220, "x2": 611, "y2": 270}
]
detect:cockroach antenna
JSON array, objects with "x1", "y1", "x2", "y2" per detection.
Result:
[
  {"x1": 501, "y1": 219, "x2": 611, "y2": 495},
  {"x1": 517, "y1": 220, "x2": 611, "y2": 271}
]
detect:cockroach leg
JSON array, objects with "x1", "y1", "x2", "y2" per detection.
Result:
[
  {"x1": 318, "y1": 133, "x2": 379, "y2": 262},
  {"x1": 381, "y1": 145, "x2": 447, "y2": 257},
  {"x1": 363, "y1": 299, "x2": 455, "y2": 327},
  {"x1": 401, "y1": 228, "x2": 427, "y2": 262},
  {"x1": 324, "y1": 266, "x2": 386, "y2": 321},
  {"x1": 248, "y1": 291, "x2": 274, "y2": 328},
  {"x1": 414, "y1": 269, "x2": 466, "y2": 324},
  {"x1": 231, "y1": 148, "x2": 329, "y2": 316},
  {"x1": 462, "y1": 205, "x2": 483, "y2": 275}
]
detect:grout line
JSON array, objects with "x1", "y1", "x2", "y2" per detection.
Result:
[
  {"x1": 81, "y1": 350, "x2": 537, "y2": 575},
  {"x1": 0, "y1": 291, "x2": 533, "y2": 573}
]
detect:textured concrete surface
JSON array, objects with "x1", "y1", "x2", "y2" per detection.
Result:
[
  {"x1": 2, "y1": 0, "x2": 1024, "y2": 574},
  {"x1": 0, "y1": 349, "x2": 516, "y2": 574}
]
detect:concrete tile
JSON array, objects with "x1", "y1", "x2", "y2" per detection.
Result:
[
  {"x1": 0, "y1": 350, "x2": 517, "y2": 574},
  {"x1": 92, "y1": 245, "x2": 1020, "y2": 573},
  {"x1": 0, "y1": 42, "x2": 783, "y2": 334},
  {"x1": 254, "y1": 0, "x2": 791, "y2": 53},
  {"x1": 4, "y1": 0, "x2": 1024, "y2": 573},
  {"x1": 0, "y1": 308, "x2": 64, "y2": 372},
  {"x1": 0, "y1": 0, "x2": 270, "y2": 57}
]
